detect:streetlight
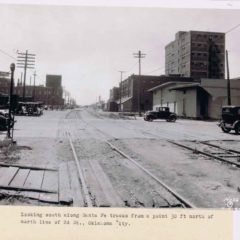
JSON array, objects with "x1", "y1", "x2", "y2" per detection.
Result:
[{"x1": 8, "y1": 63, "x2": 15, "y2": 139}]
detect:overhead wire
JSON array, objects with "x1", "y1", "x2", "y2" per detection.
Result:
[{"x1": 0, "y1": 49, "x2": 17, "y2": 61}]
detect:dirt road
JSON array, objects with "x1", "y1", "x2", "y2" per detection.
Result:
[{"x1": 0, "y1": 108, "x2": 239, "y2": 208}]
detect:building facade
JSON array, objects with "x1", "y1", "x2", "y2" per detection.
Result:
[
  {"x1": 165, "y1": 31, "x2": 225, "y2": 79},
  {"x1": 107, "y1": 87, "x2": 119, "y2": 111},
  {"x1": 13, "y1": 85, "x2": 53, "y2": 103},
  {"x1": 45, "y1": 74, "x2": 64, "y2": 106},
  {"x1": 118, "y1": 74, "x2": 194, "y2": 112},
  {"x1": 0, "y1": 77, "x2": 10, "y2": 95},
  {"x1": 150, "y1": 78, "x2": 240, "y2": 119},
  {"x1": 0, "y1": 73, "x2": 64, "y2": 106}
]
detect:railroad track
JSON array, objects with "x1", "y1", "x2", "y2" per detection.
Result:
[
  {"x1": 168, "y1": 140, "x2": 240, "y2": 168},
  {"x1": 69, "y1": 110, "x2": 195, "y2": 208},
  {"x1": 79, "y1": 111, "x2": 240, "y2": 169}
]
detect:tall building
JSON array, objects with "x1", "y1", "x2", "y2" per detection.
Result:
[
  {"x1": 118, "y1": 74, "x2": 193, "y2": 112},
  {"x1": 46, "y1": 74, "x2": 64, "y2": 106},
  {"x1": 165, "y1": 31, "x2": 225, "y2": 79}
]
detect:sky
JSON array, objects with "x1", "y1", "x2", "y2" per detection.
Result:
[{"x1": 0, "y1": 2, "x2": 240, "y2": 105}]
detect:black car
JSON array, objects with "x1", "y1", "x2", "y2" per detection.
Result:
[
  {"x1": 0, "y1": 110, "x2": 15, "y2": 131},
  {"x1": 219, "y1": 106, "x2": 240, "y2": 134},
  {"x1": 144, "y1": 107, "x2": 177, "y2": 122}
]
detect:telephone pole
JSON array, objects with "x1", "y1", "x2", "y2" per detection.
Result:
[
  {"x1": 33, "y1": 71, "x2": 37, "y2": 101},
  {"x1": 119, "y1": 70, "x2": 125, "y2": 112},
  {"x1": 17, "y1": 50, "x2": 35, "y2": 101},
  {"x1": 133, "y1": 50, "x2": 146, "y2": 116},
  {"x1": 226, "y1": 50, "x2": 231, "y2": 105}
]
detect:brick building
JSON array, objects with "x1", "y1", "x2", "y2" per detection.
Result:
[
  {"x1": 0, "y1": 73, "x2": 64, "y2": 106},
  {"x1": 107, "y1": 87, "x2": 119, "y2": 111},
  {"x1": 14, "y1": 85, "x2": 52, "y2": 103},
  {"x1": 165, "y1": 31, "x2": 225, "y2": 79},
  {"x1": 118, "y1": 74, "x2": 194, "y2": 112},
  {"x1": 46, "y1": 75, "x2": 64, "y2": 106},
  {"x1": 0, "y1": 77, "x2": 10, "y2": 95}
]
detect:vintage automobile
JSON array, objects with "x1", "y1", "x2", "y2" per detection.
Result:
[
  {"x1": 144, "y1": 107, "x2": 177, "y2": 122},
  {"x1": 219, "y1": 106, "x2": 240, "y2": 134},
  {"x1": 16, "y1": 102, "x2": 43, "y2": 116},
  {"x1": 0, "y1": 109, "x2": 15, "y2": 131}
]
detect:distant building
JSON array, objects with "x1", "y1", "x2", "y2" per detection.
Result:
[
  {"x1": 14, "y1": 85, "x2": 52, "y2": 104},
  {"x1": 165, "y1": 31, "x2": 225, "y2": 79},
  {"x1": 107, "y1": 87, "x2": 119, "y2": 112},
  {"x1": 46, "y1": 74, "x2": 64, "y2": 106},
  {"x1": 118, "y1": 74, "x2": 194, "y2": 112},
  {"x1": 0, "y1": 77, "x2": 10, "y2": 95}
]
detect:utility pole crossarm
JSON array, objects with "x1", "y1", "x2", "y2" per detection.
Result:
[{"x1": 17, "y1": 50, "x2": 36, "y2": 101}]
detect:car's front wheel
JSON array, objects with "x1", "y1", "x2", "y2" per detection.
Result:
[
  {"x1": 220, "y1": 123, "x2": 231, "y2": 133},
  {"x1": 146, "y1": 116, "x2": 153, "y2": 122},
  {"x1": 234, "y1": 123, "x2": 240, "y2": 134}
]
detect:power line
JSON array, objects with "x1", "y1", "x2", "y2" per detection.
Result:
[
  {"x1": 143, "y1": 66, "x2": 165, "y2": 75},
  {"x1": 125, "y1": 60, "x2": 139, "y2": 73},
  {"x1": 226, "y1": 23, "x2": 240, "y2": 34},
  {"x1": 0, "y1": 49, "x2": 17, "y2": 60}
]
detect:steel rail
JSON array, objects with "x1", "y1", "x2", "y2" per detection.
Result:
[
  {"x1": 106, "y1": 140, "x2": 195, "y2": 208},
  {"x1": 67, "y1": 132, "x2": 93, "y2": 207},
  {"x1": 200, "y1": 141, "x2": 240, "y2": 155},
  {"x1": 74, "y1": 110, "x2": 195, "y2": 208},
  {"x1": 168, "y1": 140, "x2": 240, "y2": 168}
]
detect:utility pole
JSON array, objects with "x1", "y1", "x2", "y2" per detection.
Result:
[
  {"x1": 8, "y1": 63, "x2": 15, "y2": 139},
  {"x1": 33, "y1": 71, "x2": 37, "y2": 101},
  {"x1": 20, "y1": 72, "x2": 23, "y2": 85},
  {"x1": 226, "y1": 50, "x2": 231, "y2": 105},
  {"x1": 17, "y1": 50, "x2": 35, "y2": 101},
  {"x1": 119, "y1": 70, "x2": 125, "y2": 112},
  {"x1": 133, "y1": 50, "x2": 146, "y2": 116}
]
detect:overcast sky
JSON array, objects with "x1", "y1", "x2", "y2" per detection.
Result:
[{"x1": 0, "y1": 4, "x2": 240, "y2": 105}]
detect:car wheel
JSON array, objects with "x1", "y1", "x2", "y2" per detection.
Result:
[
  {"x1": 147, "y1": 116, "x2": 153, "y2": 122},
  {"x1": 168, "y1": 115, "x2": 177, "y2": 122},
  {"x1": 234, "y1": 124, "x2": 240, "y2": 134},
  {"x1": 221, "y1": 126, "x2": 231, "y2": 133}
]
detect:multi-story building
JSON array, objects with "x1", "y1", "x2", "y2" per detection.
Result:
[
  {"x1": 0, "y1": 77, "x2": 10, "y2": 95},
  {"x1": 119, "y1": 74, "x2": 194, "y2": 112},
  {"x1": 46, "y1": 74, "x2": 64, "y2": 106},
  {"x1": 165, "y1": 31, "x2": 225, "y2": 79},
  {"x1": 107, "y1": 87, "x2": 119, "y2": 111},
  {"x1": 0, "y1": 73, "x2": 64, "y2": 106},
  {"x1": 14, "y1": 85, "x2": 53, "y2": 104}
]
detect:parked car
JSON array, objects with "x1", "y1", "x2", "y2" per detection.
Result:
[
  {"x1": 16, "y1": 102, "x2": 43, "y2": 116},
  {"x1": 219, "y1": 106, "x2": 240, "y2": 134},
  {"x1": 144, "y1": 107, "x2": 177, "y2": 122},
  {"x1": 0, "y1": 109, "x2": 15, "y2": 131}
]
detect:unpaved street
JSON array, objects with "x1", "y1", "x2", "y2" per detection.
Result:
[{"x1": 0, "y1": 108, "x2": 240, "y2": 208}]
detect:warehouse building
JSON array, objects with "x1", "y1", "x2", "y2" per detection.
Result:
[{"x1": 149, "y1": 78, "x2": 240, "y2": 119}]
